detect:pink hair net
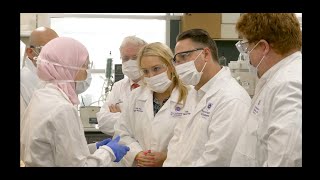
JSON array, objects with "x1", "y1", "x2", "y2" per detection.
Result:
[{"x1": 37, "y1": 37, "x2": 89, "y2": 105}]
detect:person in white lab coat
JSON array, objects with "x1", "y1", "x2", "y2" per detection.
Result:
[
  {"x1": 163, "y1": 29, "x2": 251, "y2": 167},
  {"x1": 230, "y1": 13, "x2": 302, "y2": 167},
  {"x1": 20, "y1": 37, "x2": 129, "y2": 167},
  {"x1": 113, "y1": 42, "x2": 193, "y2": 167},
  {"x1": 20, "y1": 27, "x2": 59, "y2": 115},
  {"x1": 97, "y1": 36, "x2": 147, "y2": 136},
  {"x1": 20, "y1": 40, "x2": 26, "y2": 120}
]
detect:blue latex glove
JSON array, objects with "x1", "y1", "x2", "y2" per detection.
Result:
[
  {"x1": 106, "y1": 135, "x2": 130, "y2": 162},
  {"x1": 96, "y1": 138, "x2": 112, "y2": 149}
]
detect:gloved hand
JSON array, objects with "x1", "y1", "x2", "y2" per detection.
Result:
[
  {"x1": 106, "y1": 135, "x2": 130, "y2": 162},
  {"x1": 96, "y1": 138, "x2": 112, "y2": 149}
]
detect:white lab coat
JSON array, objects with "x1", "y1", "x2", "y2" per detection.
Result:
[
  {"x1": 20, "y1": 58, "x2": 44, "y2": 109},
  {"x1": 230, "y1": 52, "x2": 302, "y2": 167},
  {"x1": 163, "y1": 67, "x2": 251, "y2": 167},
  {"x1": 114, "y1": 85, "x2": 195, "y2": 167},
  {"x1": 20, "y1": 83, "x2": 116, "y2": 167},
  {"x1": 20, "y1": 40, "x2": 26, "y2": 69},
  {"x1": 97, "y1": 77, "x2": 142, "y2": 136}
]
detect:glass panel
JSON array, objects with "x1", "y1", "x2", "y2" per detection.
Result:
[
  {"x1": 51, "y1": 18, "x2": 166, "y2": 69},
  {"x1": 78, "y1": 73, "x2": 106, "y2": 107}
]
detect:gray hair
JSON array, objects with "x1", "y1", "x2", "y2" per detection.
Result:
[{"x1": 120, "y1": 35, "x2": 147, "y2": 49}]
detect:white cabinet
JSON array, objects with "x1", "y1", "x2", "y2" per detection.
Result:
[
  {"x1": 222, "y1": 13, "x2": 240, "y2": 24},
  {"x1": 20, "y1": 13, "x2": 50, "y2": 37},
  {"x1": 20, "y1": 13, "x2": 36, "y2": 37},
  {"x1": 221, "y1": 24, "x2": 238, "y2": 39},
  {"x1": 220, "y1": 13, "x2": 240, "y2": 39}
]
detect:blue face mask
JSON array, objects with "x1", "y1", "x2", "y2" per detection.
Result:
[{"x1": 76, "y1": 69, "x2": 92, "y2": 94}]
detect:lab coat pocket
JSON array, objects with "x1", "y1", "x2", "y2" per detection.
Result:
[
  {"x1": 197, "y1": 117, "x2": 210, "y2": 150},
  {"x1": 247, "y1": 113, "x2": 258, "y2": 135},
  {"x1": 242, "y1": 113, "x2": 259, "y2": 160}
]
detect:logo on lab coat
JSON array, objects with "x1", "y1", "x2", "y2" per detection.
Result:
[
  {"x1": 252, "y1": 100, "x2": 261, "y2": 115},
  {"x1": 207, "y1": 103, "x2": 212, "y2": 110},
  {"x1": 201, "y1": 102, "x2": 213, "y2": 119},
  {"x1": 133, "y1": 107, "x2": 143, "y2": 112},
  {"x1": 171, "y1": 106, "x2": 190, "y2": 117}
]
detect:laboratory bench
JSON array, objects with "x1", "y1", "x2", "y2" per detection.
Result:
[{"x1": 84, "y1": 128, "x2": 112, "y2": 144}]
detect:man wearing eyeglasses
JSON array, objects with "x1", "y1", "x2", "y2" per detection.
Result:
[
  {"x1": 97, "y1": 36, "x2": 147, "y2": 138},
  {"x1": 163, "y1": 29, "x2": 251, "y2": 167},
  {"x1": 20, "y1": 27, "x2": 59, "y2": 114}
]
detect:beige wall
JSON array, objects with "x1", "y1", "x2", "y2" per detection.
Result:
[{"x1": 20, "y1": 13, "x2": 50, "y2": 44}]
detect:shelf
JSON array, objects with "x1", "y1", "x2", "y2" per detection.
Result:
[{"x1": 213, "y1": 38, "x2": 240, "y2": 41}]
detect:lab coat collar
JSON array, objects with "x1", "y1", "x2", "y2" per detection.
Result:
[
  {"x1": 129, "y1": 77, "x2": 143, "y2": 86},
  {"x1": 24, "y1": 57, "x2": 37, "y2": 74},
  {"x1": 154, "y1": 87, "x2": 180, "y2": 116},
  {"x1": 255, "y1": 51, "x2": 302, "y2": 94},
  {"x1": 45, "y1": 83, "x2": 74, "y2": 105},
  {"x1": 193, "y1": 67, "x2": 233, "y2": 113},
  {"x1": 136, "y1": 85, "x2": 179, "y2": 103},
  {"x1": 136, "y1": 85, "x2": 153, "y2": 101}
]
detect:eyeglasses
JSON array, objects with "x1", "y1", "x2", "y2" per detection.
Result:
[
  {"x1": 30, "y1": 45, "x2": 44, "y2": 55},
  {"x1": 235, "y1": 40, "x2": 250, "y2": 54},
  {"x1": 140, "y1": 64, "x2": 167, "y2": 76},
  {"x1": 173, "y1": 48, "x2": 204, "y2": 65},
  {"x1": 121, "y1": 56, "x2": 138, "y2": 62}
]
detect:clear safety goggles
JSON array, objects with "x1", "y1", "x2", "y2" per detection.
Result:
[
  {"x1": 140, "y1": 64, "x2": 167, "y2": 76},
  {"x1": 30, "y1": 45, "x2": 44, "y2": 55},
  {"x1": 173, "y1": 48, "x2": 204, "y2": 65},
  {"x1": 235, "y1": 40, "x2": 250, "y2": 54}
]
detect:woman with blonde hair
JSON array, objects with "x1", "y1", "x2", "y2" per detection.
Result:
[{"x1": 113, "y1": 42, "x2": 195, "y2": 167}]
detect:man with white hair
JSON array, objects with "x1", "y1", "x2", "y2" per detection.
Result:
[{"x1": 97, "y1": 36, "x2": 147, "y2": 136}]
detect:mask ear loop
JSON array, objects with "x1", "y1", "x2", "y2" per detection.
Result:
[
  {"x1": 197, "y1": 50, "x2": 207, "y2": 73},
  {"x1": 200, "y1": 61, "x2": 207, "y2": 73}
]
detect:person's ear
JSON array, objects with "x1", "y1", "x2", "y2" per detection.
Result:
[
  {"x1": 260, "y1": 39, "x2": 270, "y2": 56},
  {"x1": 203, "y1": 47, "x2": 211, "y2": 62},
  {"x1": 26, "y1": 48, "x2": 34, "y2": 58}
]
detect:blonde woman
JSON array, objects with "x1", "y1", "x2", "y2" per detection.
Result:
[{"x1": 113, "y1": 42, "x2": 194, "y2": 167}]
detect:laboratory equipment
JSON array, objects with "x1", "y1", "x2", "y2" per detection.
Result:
[
  {"x1": 228, "y1": 54, "x2": 257, "y2": 97},
  {"x1": 219, "y1": 53, "x2": 227, "y2": 66},
  {"x1": 106, "y1": 51, "x2": 113, "y2": 79},
  {"x1": 79, "y1": 106, "x2": 101, "y2": 129},
  {"x1": 114, "y1": 64, "x2": 124, "y2": 82}
]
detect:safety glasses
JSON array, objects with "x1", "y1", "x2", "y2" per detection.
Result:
[
  {"x1": 172, "y1": 48, "x2": 204, "y2": 65},
  {"x1": 235, "y1": 40, "x2": 249, "y2": 54}
]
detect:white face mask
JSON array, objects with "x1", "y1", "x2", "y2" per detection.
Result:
[
  {"x1": 122, "y1": 59, "x2": 141, "y2": 81},
  {"x1": 76, "y1": 69, "x2": 92, "y2": 94},
  {"x1": 242, "y1": 41, "x2": 265, "y2": 78},
  {"x1": 144, "y1": 70, "x2": 172, "y2": 93},
  {"x1": 175, "y1": 51, "x2": 207, "y2": 85}
]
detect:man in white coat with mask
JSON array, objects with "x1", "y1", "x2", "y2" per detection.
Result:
[
  {"x1": 20, "y1": 27, "x2": 59, "y2": 114},
  {"x1": 230, "y1": 13, "x2": 302, "y2": 167},
  {"x1": 97, "y1": 36, "x2": 147, "y2": 136},
  {"x1": 163, "y1": 29, "x2": 251, "y2": 167}
]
